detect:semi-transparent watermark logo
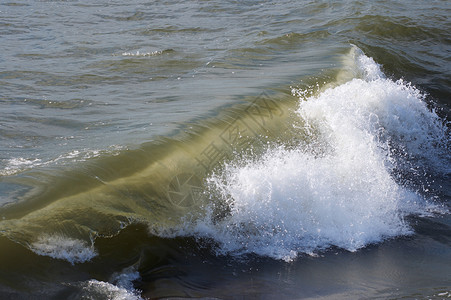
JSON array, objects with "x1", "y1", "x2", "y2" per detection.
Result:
[{"x1": 166, "y1": 91, "x2": 283, "y2": 208}]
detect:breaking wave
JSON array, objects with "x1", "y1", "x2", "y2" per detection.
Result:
[{"x1": 186, "y1": 47, "x2": 449, "y2": 261}]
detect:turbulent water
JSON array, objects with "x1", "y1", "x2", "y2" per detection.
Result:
[{"x1": 1, "y1": 1, "x2": 450, "y2": 299}]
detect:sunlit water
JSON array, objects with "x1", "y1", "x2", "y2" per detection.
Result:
[{"x1": 0, "y1": 1, "x2": 450, "y2": 299}]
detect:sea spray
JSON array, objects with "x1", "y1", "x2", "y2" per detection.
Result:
[
  {"x1": 79, "y1": 268, "x2": 142, "y2": 300},
  {"x1": 30, "y1": 234, "x2": 97, "y2": 264},
  {"x1": 187, "y1": 47, "x2": 448, "y2": 261}
]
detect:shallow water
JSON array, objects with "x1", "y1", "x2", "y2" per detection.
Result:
[{"x1": 0, "y1": 0, "x2": 450, "y2": 299}]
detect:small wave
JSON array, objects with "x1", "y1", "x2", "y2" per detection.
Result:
[
  {"x1": 79, "y1": 268, "x2": 142, "y2": 300},
  {"x1": 257, "y1": 31, "x2": 331, "y2": 49},
  {"x1": 30, "y1": 234, "x2": 97, "y2": 264},
  {"x1": 1, "y1": 146, "x2": 124, "y2": 176},
  {"x1": 21, "y1": 97, "x2": 92, "y2": 109},
  {"x1": 119, "y1": 49, "x2": 174, "y2": 57}
]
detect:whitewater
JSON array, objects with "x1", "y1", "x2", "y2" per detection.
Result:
[{"x1": 182, "y1": 47, "x2": 449, "y2": 262}]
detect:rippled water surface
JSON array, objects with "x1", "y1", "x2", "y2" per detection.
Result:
[{"x1": 0, "y1": 1, "x2": 450, "y2": 299}]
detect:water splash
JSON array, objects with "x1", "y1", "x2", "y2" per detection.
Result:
[
  {"x1": 187, "y1": 46, "x2": 448, "y2": 261},
  {"x1": 30, "y1": 234, "x2": 97, "y2": 264},
  {"x1": 78, "y1": 268, "x2": 142, "y2": 300}
]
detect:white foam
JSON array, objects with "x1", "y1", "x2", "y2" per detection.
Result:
[
  {"x1": 1, "y1": 146, "x2": 125, "y2": 176},
  {"x1": 300, "y1": 78, "x2": 448, "y2": 173},
  {"x1": 198, "y1": 146, "x2": 418, "y2": 261},
  {"x1": 0, "y1": 158, "x2": 42, "y2": 176},
  {"x1": 334, "y1": 45, "x2": 384, "y2": 85},
  {"x1": 355, "y1": 47, "x2": 384, "y2": 81},
  {"x1": 121, "y1": 50, "x2": 163, "y2": 57},
  {"x1": 81, "y1": 268, "x2": 142, "y2": 300},
  {"x1": 30, "y1": 234, "x2": 97, "y2": 264},
  {"x1": 52, "y1": 147, "x2": 119, "y2": 164},
  {"x1": 187, "y1": 47, "x2": 449, "y2": 261}
]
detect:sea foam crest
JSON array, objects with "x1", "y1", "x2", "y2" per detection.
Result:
[
  {"x1": 1, "y1": 158, "x2": 42, "y2": 176},
  {"x1": 80, "y1": 269, "x2": 142, "y2": 300},
  {"x1": 30, "y1": 234, "x2": 97, "y2": 264},
  {"x1": 190, "y1": 47, "x2": 448, "y2": 261},
  {"x1": 81, "y1": 280, "x2": 141, "y2": 300},
  {"x1": 121, "y1": 50, "x2": 163, "y2": 57}
]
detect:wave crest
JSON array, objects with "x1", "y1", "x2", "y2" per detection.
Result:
[{"x1": 186, "y1": 47, "x2": 448, "y2": 261}]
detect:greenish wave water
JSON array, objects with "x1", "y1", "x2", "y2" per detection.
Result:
[{"x1": 0, "y1": 1, "x2": 450, "y2": 299}]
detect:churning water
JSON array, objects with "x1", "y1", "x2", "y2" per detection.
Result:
[{"x1": 0, "y1": 1, "x2": 450, "y2": 299}]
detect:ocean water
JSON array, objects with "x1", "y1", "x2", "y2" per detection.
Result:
[{"x1": 0, "y1": 1, "x2": 450, "y2": 299}]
